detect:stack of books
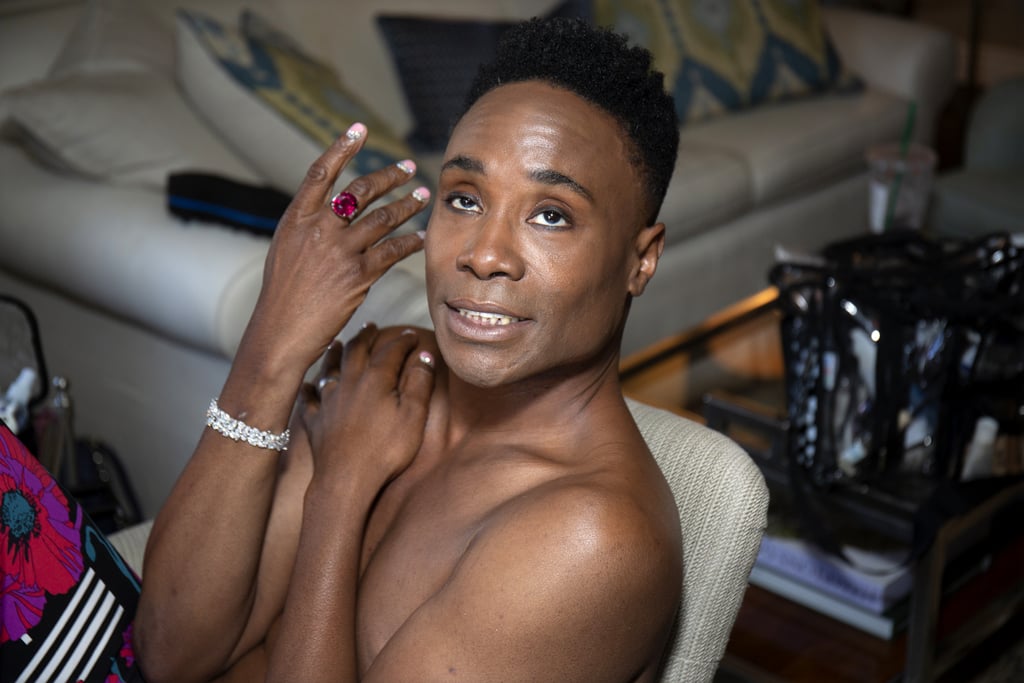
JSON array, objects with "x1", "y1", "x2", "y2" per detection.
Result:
[
  {"x1": 749, "y1": 532, "x2": 913, "y2": 639},
  {"x1": 749, "y1": 492, "x2": 1024, "y2": 643}
]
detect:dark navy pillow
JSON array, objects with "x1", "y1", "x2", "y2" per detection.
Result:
[{"x1": 376, "y1": 1, "x2": 592, "y2": 154}]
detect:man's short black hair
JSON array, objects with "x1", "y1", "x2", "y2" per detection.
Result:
[{"x1": 462, "y1": 16, "x2": 679, "y2": 226}]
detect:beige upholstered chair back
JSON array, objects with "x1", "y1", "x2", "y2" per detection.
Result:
[{"x1": 627, "y1": 398, "x2": 769, "y2": 683}]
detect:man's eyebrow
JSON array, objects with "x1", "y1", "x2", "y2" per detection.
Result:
[
  {"x1": 441, "y1": 156, "x2": 593, "y2": 202},
  {"x1": 530, "y1": 168, "x2": 593, "y2": 201},
  {"x1": 440, "y1": 155, "x2": 485, "y2": 174}
]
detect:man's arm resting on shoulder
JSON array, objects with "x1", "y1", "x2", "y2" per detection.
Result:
[
  {"x1": 266, "y1": 326, "x2": 437, "y2": 682},
  {"x1": 134, "y1": 124, "x2": 430, "y2": 682}
]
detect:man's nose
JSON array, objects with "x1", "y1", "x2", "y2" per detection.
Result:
[{"x1": 455, "y1": 214, "x2": 525, "y2": 281}]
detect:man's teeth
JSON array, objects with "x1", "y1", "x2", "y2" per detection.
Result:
[{"x1": 457, "y1": 308, "x2": 522, "y2": 326}]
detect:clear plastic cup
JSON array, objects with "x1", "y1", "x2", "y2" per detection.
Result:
[{"x1": 866, "y1": 142, "x2": 937, "y2": 233}]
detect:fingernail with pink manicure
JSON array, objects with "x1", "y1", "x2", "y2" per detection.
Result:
[{"x1": 346, "y1": 123, "x2": 366, "y2": 141}]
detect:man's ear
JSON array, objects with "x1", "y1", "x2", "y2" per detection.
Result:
[{"x1": 628, "y1": 222, "x2": 665, "y2": 297}]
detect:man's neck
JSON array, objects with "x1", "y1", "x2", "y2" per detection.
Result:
[{"x1": 439, "y1": 348, "x2": 626, "y2": 454}]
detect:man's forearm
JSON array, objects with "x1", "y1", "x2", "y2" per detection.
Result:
[
  {"x1": 134, "y1": 439, "x2": 283, "y2": 681},
  {"x1": 266, "y1": 472, "x2": 377, "y2": 682},
  {"x1": 135, "y1": 353, "x2": 304, "y2": 682}
]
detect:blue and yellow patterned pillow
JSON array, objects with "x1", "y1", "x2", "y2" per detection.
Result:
[
  {"x1": 239, "y1": 11, "x2": 413, "y2": 175},
  {"x1": 593, "y1": 0, "x2": 859, "y2": 126},
  {"x1": 747, "y1": 1, "x2": 858, "y2": 106},
  {"x1": 177, "y1": 9, "x2": 412, "y2": 180}
]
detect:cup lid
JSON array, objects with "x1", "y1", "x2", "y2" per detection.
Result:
[{"x1": 865, "y1": 142, "x2": 937, "y2": 171}]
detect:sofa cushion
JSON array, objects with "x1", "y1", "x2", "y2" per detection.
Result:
[
  {"x1": 659, "y1": 144, "x2": 752, "y2": 245},
  {"x1": 176, "y1": 8, "x2": 415, "y2": 196},
  {"x1": 0, "y1": 141, "x2": 268, "y2": 357},
  {"x1": 821, "y1": 6, "x2": 956, "y2": 146},
  {"x1": 931, "y1": 170, "x2": 1024, "y2": 239},
  {"x1": 682, "y1": 88, "x2": 908, "y2": 206},
  {"x1": 0, "y1": 69, "x2": 264, "y2": 189}
]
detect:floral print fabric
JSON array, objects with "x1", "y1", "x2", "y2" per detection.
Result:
[{"x1": 0, "y1": 424, "x2": 143, "y2": 682}]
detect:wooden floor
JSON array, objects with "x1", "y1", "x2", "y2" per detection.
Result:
[{"x1": 722, "y1": 584, "x2": 909, "y2": 682}]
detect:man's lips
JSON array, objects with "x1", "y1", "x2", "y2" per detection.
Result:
[
  {"x1": 445, "y1": 300, "x2": 529, "y2": 330},
  {"x1": 455, "y1": 308, "x2": 524, "y2": 327}
]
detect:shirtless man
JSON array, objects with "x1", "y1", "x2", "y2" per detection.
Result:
[{"x1": 135, "y1": 16, "x2": 682, "y2": 683}]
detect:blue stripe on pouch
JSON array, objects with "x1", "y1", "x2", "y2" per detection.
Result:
[{"x1": 169, "y1": 195, "x2": 279, "y2": 232}]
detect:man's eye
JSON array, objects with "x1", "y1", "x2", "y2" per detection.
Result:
[
  {"x1": 529, "y1": 209, "x2": 570, "y2": 229},
  {"x1": 445, "y1": 194, "x2": 482, "y2": 213}
]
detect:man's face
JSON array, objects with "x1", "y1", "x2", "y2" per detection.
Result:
[{"x1": 424, "y1": 80, "x2": 663, "y2": 388}]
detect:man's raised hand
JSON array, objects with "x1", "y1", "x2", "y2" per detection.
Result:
[{"x1": 245, "y1": 125, "x2": 431, "y2": 379}]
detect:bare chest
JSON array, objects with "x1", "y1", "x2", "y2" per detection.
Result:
[{"x1": 354, "y1": 460, "x2": 502, "y2": 666}]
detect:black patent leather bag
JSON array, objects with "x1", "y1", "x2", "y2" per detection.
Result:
[{"x1": 770, "y1": 230, "x2": 1024, "y2": 490}]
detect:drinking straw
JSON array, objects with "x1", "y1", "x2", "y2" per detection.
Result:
[{"x1": 883, "y1": 100, "x2": 917, "y2": 230}]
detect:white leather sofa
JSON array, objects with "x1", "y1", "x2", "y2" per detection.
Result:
[{"x1": 0, "y1": 0, "x2": 955, "y2": 516}]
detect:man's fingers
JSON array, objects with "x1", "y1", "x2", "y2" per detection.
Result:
[
  {"x1": 298, "y1": 381, "x2": 319, "y2": 409},
  {"x1": 364, "y1": 331, "x2": 434, "y2": 438},
  {"x1": 367, "y1": 329, "x2": 421, "y2": 379},
  {"x1": 356, "y1": 186, "x2": 431, "y2": 246},
  {"x1": 365, "y1": 232, "x2": 427, "y2": 275},
  {"x1": 400, "y1": 347, "x2": 436, "y2": 417},
  {"x1": 290, "y1": 123, "x2": 368, "y2": 213},
  {"x1": 315, "y1": 156, "x2": 420, "y2": 227},
  {"x1": 320, "y1": 339, "x2": 344, "y2": 377},
  {"x1": 296, "y1": 381, "x2": 320, "y2": 436},
  {"x1": 340, "y1": 323, "x2": 378, "y2": 386},
  {"x1": 337, "y1": 161, "x2": 419, "y2": 224},
  {"x1": 349, "y1": 185, "x2": 432, "y2": 280}
]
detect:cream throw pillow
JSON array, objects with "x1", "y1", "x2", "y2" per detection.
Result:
[
  {"x1": 0, "y1": 70, "x2": 264, "y2": 188},
  {"x1": 48, "y1": 0, "x2": 175, "y2": 78}
]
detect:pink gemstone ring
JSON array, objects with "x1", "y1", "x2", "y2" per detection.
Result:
[{"x1": 330, "y1": 191, "x2": 359, "y2": 220}]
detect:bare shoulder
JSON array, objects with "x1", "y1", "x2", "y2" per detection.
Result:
[
  {"x1": 523, "y1": 452, "x2": 671, "y2": 530},
  {"x1": 489, "y1": 448, "x2": 682, "y2": 593},
  {"x1": 366, "y1": 439, "x2": 682, "y2": 682}
]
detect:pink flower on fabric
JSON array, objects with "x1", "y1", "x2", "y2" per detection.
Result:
[
  {"x1": 119, "y1": 623, "x2": 136, "y2": 667},
  {"x1": 0, "y1": 430, "x2": 83, "y2": 643},
  {"x1": 1, "y1": 573, "x2": 45, "y2": 643}
]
